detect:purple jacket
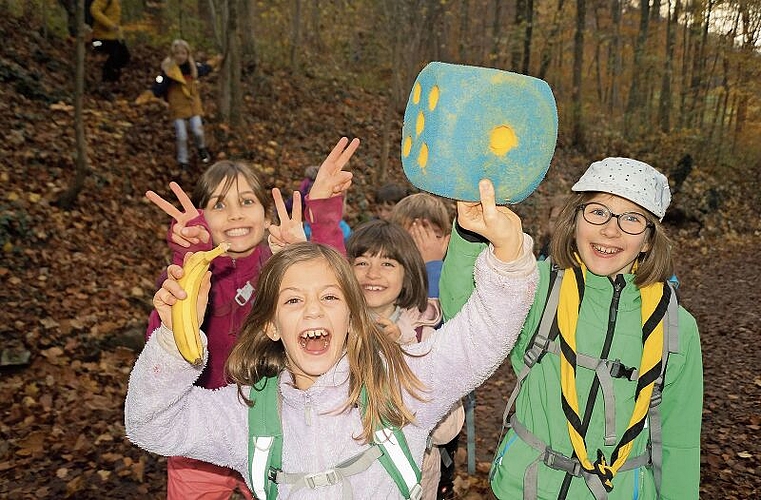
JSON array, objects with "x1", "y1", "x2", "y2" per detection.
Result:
[
  {"x1": 146, "y1": 195, "x2": 346, "y2": 389},
  {"x1": 126, "y1": 237, "x2": 538, "y2": 498}
]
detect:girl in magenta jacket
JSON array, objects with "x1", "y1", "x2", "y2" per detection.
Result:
[{"x1": 143, "y1": 137, "x2": 359, "y2": 499}]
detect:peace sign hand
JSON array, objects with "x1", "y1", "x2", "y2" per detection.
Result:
[
  {"x1": 456, "y1": 179, "x2": 523, "y2": 262},
  {"x1": 146, "y1": 182, "x2": 210, "y2": 248},
  {"x1": 267, "y1": 187, "x2": 307, "y2": 254},
  {"x1": 308, "y1": 137, "x2": 360, "y2": 200}
]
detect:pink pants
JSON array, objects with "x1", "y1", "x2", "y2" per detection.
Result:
[{"x1": 167, "y1": 456, "x2": 254, "y2": 500}]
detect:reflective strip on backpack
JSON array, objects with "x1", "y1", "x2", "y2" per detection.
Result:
[
  {"x1": 250, "y1": 435, "x2": 275, "y2": 500},
  {"x1": 374, "y1": 428, "x2": 422, "y2": 500}
]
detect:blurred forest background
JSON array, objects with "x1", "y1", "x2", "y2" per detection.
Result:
[{"x1": 0, "y1": 0, "x2": 759, "y2": 498}]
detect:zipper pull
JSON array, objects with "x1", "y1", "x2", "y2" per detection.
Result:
[{"x1": 304, "y1": 394, "x2": 312, "y2": 426}]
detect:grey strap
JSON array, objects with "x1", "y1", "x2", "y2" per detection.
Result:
[
  {"x1": 510, "y1": 414, "x2": 650, "y2": 500},
  {"x1": 277, "y1": 445, "x2": 383, "y2": 499},
  {"x1": 500, "y1": 270, "x2": 565, "y2": 436},
  {"x1": 465, "y1": 390, "x2": 476, "y2": 475},
  {"x1": 511, "y1": 415, "x2": 607, "y2": 500},
  {"x1": 593, "y1": 360, "x2": 618, "y2": 446}
]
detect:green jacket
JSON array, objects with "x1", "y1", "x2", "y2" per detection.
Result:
[{"x1": 440, "y1": 226, "x2": 702, "y2": 499}]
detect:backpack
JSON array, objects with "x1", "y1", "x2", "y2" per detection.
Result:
[
  {"x1": 85, "y1": 0, "x2": 111, "y2": 28},
  {"x1": 490, "y1": 265, "x2": 680, "y2": 500},
  {"x1": 247, "y1": 376, "x2": 423, "y2": 500}
]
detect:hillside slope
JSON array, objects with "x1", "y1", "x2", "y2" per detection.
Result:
[{"x1": 0, "y1": 13, "x2": 759, "y2": 499}]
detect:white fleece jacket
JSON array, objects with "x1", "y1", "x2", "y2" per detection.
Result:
[{"x1": 124, "y1": 237, "x2": 538, "y2": 499}]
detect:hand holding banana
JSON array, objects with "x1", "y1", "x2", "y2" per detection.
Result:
[{"x1": 153, "y1": 243, "x2": 229, "y2": 365}]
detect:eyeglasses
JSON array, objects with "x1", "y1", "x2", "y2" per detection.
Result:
[{"x1": 577, "y1": 202, "x2": 653, "y2": 235}]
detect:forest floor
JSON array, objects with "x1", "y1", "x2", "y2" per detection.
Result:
[{"x1": 0, "y1": 14, "x2": 759, "y2": 500}]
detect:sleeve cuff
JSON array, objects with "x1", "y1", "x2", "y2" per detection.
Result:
[
  {"x1": 155, "y1": 323, "x2": 208, "y2": 362},
  {"x1": 455, "y1": 220, "x2": 488, "y2": 243},
  {"x1": 484, "y1": 233, "x2": 537, "y2": 277}
]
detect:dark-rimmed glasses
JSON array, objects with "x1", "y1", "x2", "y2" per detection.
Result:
[{"x1": 577, "y1": 202, "x2": 653, "y2": 235}]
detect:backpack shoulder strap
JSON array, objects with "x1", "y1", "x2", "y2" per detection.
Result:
[
  {"x1": 248, "y1": 376, "x2": 282, "y2": 500},
  {"x1": 361, "y1": 387, "x2": 422, "y2": 499},
  {"x1": 248, "y1": 380, "x2": 421, "y2": 499},
  {"x1": 648, "y1": 280, "x2": 680, "y2": 495},
  {"x1": 499, "y1": 265, "x2": 563, "y2": 429}
]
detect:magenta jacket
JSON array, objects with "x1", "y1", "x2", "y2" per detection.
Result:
[{"x1": 146, "y1": 195, "x2": 346, "y2": 389}]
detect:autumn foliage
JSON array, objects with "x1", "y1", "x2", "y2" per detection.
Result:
[{"x1": 0, "y1": 2, "x2": 760, "y2": 499}]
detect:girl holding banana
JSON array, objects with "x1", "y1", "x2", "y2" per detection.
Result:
[{"x1": 126, "y1": 178, "x2": 538, "y2": 499}]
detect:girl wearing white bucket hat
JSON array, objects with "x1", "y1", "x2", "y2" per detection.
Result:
[{"x1": 441, "y1": 158, "x2": 702, "y2": 499}]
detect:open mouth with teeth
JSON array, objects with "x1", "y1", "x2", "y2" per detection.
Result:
[
  {"x1": 591, "y1": 243, "x2": 620, "y2": 255},
  {"x1": 225, "y1": 227, "x2": 251, "y2": 237},
  {"x1": 299, "y1": 329, "x2": 331, "y2": 354}
]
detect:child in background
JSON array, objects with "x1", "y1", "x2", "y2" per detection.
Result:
[
  {"x1": 285, "y1": 165, "x2": 319, "y2": 213},
  {"x1": 152, "y1": 39, "x2": 213, "y2": 169},
  {"x1": 346, "y1": 219, "x2": 463, "y2": 500},
  {"x1": 142, "y1": 137, "x2": 359, "y2": 500},
  {"x1": 390, "y1": 192, "x2": 452, "y2": 299},
  {"x1": 440, "y1": 158, "x2": 702, "y2": 499},
  {"x1": 89, "y1": 0, "x2": 130, "y2": 85},
  {"x1": 126, "y1": 179, "x2": 538, "y2": 499},
  {"x1": 290, "y1": 165, "x2": 353, "y2": 242},
  {"x1": 374, "y1": 182, "x2": 409, "y2": 220},
  {"x1": 389, "y1": 193, "x2": 460, "y2": 499}
]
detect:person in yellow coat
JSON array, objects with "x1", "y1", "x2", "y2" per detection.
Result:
[
  {"x1": 152, "y1": 39, "x2": 213, "y2": 169},
  {"x1": 89, "y1": 0, "x2": 130, "y2": 83}
]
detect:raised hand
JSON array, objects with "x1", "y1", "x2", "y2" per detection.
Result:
[
  {"x1": 152, "y1": 256, "x2": 212, "y2": 331},
  {"x1": 267, "y1": 187, "x2": 307, "y2": 253},
  {"x1": 145, "y1": 182, "x2": 210, "y2": 248},
  {"x1": 308, "y1": 137, "x2": 360, "y2": 200},
  {"x1": 408, "y1": 219, "x2": 450, "y2": 262},
  {"x1": 456, "y1": 179, "x2": 523, "y2": 262},
  {"x1": 375, "y1": 316, "x2": 402, "y2": 342}
]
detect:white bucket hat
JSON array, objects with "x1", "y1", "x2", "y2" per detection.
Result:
[{"x1": 572, "y1": 157, "x2": 671, "y2": 220}]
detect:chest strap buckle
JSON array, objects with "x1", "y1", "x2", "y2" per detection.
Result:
[
  {"x1": 304, "y1": 469, "x2": 340, "y2": 489},
  {"x1": 543, "y1": 447, "x2": 582, "y2": 476}
]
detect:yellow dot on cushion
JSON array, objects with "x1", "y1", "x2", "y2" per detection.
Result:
[
  {"x1": 418, "y1": 143, "x2": 429, "y2": 168},
  {"x1": 489, "y1": 125, "x2": 518, "y2": 156},
  {"x1": 416, "y1": 111, "x2": 425, "y2": 136},
  {"x1": 402, "y1": 136, "x2": 412, "y2": 157},
  {"x1": 428, "y1": 86, "x2": 439, "y2": 111},
  {"x1": 413, "y1": 82, "x2": 421, "y2": 104}
]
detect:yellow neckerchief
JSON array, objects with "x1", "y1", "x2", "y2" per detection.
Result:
[{"x1": 557, "y1": 261, "x2": 667, "y2": 492}]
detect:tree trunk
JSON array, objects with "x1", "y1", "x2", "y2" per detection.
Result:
[
  {"x1": 511, "y1": 0, "x2": 525, "y2": 71},
  {"x1": 624, "y1": 0, "x2": 650, "y2": 138},
  {"x1": 571, "y1": 0, "x2": 586, "y2": 148},
  {"x1": 538, "y1": 0, "x2": 566, "y2": 80},
  {"x1": 57, "y1": 0, "x2": 77, "y2": 37},
  {"x1": 240, "y1": 0, "x2": 257, "y2": 75},
  {"x1": 658, "y1": 0, "x2": 679, "y2": 132},
  {"x1": 492, "y1": 0, "x2": 504, "y2": 66},
  {"x1": 733, "y1": 0, "x2": 760, "y2": 144},
  {"x1": 607, "y1": 0, "x2": 622, "y2": 113},
  {"x1": 290, "y1": 0, "x2": 301, "y2": 74},
  {"x1": 458, "y1": 0, "x2": 470, "y2": 61},
  {"x1": 309, "y1": 0, "x2": 322, "y2": 49},
  {"x1": 522, "y1": 0, "x2": 533, "y2": 74},
  {"x1": 227, "y1": 0, "x2": 242, "y2": 126},
  {"x1": 55, "y1": 0, "x2": 88, "y2": 209}
]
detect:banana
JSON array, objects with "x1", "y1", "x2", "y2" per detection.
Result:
[{"x1": 171, "y1": 243, "x2": 230, "y2": 366}]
